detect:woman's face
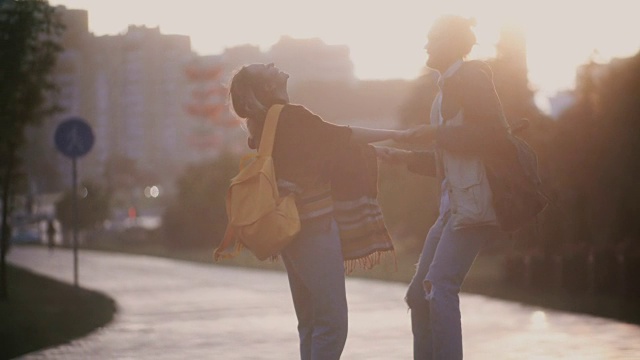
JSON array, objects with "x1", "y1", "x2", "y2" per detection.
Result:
[
  {"x1": 247, "y1": 63, "x2": 290, "y2": 104},
  {"x1": 250, "y1": 63, "x2": 289, "y2": 82}
]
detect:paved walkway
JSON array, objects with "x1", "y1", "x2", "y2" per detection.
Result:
[{"x1": 7, "y1": 246, "x2": 640, "y2": 359}]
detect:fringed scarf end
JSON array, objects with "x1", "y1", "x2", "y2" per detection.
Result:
[{"x1": 344, "y1": 249, "x2": 397, "y2": 275}]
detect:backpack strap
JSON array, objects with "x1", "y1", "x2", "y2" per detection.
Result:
[{"x1": 258, "y1": 104, "x2": 285, "y2": 157}]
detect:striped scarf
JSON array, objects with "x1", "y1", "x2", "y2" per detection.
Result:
[{"x1": 281, "y1": 143, "x2": 396, "y2": 273}]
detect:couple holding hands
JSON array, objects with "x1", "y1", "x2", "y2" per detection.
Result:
[{"x1": 225, "y1": 15, "x2": 507, "y2": 360}]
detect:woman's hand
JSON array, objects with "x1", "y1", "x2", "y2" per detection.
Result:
[
  {"x1": 394, "y1": 125, "x2": 438, "y2": 144},
  {"x1": 374, "y1": 146, "x2": 414, "y2": 165}
]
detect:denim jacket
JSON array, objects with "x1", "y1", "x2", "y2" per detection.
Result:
[{"x1": 408, "y1": 60, "x2": 509, "y2": 229}]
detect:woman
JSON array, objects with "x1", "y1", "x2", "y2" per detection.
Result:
[{"x1": 223, "y1": 63, "x2": 399, "y2": 360}]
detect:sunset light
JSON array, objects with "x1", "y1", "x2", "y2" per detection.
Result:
[
  {"x1": 49, "y1": 0, "x2": 638, "y2": 96},
  {"x1": 4, "y1": 1, "x2": 640, "y2": 358}
]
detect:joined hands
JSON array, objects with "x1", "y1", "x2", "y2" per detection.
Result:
[
  {"x1": 393, "y1": 124, "x2": 438, "y2": 144},
  {"x1": 374, "y1": 146, "x2": 413, "y2": 164},
  {"x1": 375, "y1": 124, "x2": 437, "y2": 164}
]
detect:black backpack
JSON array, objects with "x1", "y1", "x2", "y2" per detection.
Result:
[
  {"x1": 485, "y1": 120, "x2": 549, "y2": 233},
  {"x1": 442, "y1": 61, "x2": 549, "y2": 232}
]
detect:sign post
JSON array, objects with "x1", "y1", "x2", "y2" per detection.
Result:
[{"x1": 54, "y1": 117, "x2": 94, "y2": 287}]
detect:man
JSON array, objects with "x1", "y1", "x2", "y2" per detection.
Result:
[{"x1": 378, "y1": 15, "x2": 509, "y2": 359}]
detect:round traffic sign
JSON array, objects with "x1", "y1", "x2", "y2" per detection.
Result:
[{"x1": 54, "y1": 117, "x2": 95, "y2": 158}]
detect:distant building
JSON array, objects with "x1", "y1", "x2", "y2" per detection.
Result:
[
  {"x1": 91, "y1": 25, "x2": 193, "y2": 185},
  {"x1": 24, "y1": 7, "x2": 93, "y2": 192},
  {"x1": 31, "y1": 7, "x2": 202, "y2": 194},
  {"x1": 183, "y1": 55, "x2": 246, "y2": 159},
  {"x1": 25, "y1": 7, "x2": 375, "y2": 198},
  {"x1": 268, "y1": 36, "x2": 355, "y2": 85},
  {"x1": 219, "y1": 36, "x2": 356, "y2": 86},
  {"x1": 220, "y1": 44, "x2": 267, "y2": 80}
]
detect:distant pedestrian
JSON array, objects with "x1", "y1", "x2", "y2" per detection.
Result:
[
  {"x1": 47, "y1": 220, "x2": 56, "y2": 252},
  {"x1": 376, "y1": 15, "x2": 509, "y2": 359},
  {"x1": 218, "y1": 63, "x2": 398, "y2": 359}
]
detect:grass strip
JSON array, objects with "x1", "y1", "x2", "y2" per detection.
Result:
[{"x1": 0, "y1": 264, "x2": 116, "y2": 360}]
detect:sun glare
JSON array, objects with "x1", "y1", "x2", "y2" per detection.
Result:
[{"x1": 49, "y1": 0, "x2": 639, "y2": 95}]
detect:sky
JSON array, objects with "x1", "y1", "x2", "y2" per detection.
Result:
[{"x1": 49, "y1": 0, "x2": 640, "y2": 97}]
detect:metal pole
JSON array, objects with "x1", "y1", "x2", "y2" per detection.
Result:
[{"x1": 72, "y1": 157, "x2": 78, "y2": 287}]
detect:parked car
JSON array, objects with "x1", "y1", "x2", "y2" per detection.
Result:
[{"x1": 11, "y1": 225, "x2": 41, "y2": 244}]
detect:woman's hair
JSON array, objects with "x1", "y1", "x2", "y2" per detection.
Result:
[
  {"x1": 430, "y1": 15, "x2": 477, "y2": 58},
  {"x1": 228, "y1": 65, "x2": 268, "y2": 121},
  {"x1": 228, "y1": 64, "x2": 270, "y2": 147}
]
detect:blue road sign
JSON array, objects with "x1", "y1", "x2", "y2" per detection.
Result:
[{"x1": 54, "y1": 117, "x2": 94, "y2": 158}]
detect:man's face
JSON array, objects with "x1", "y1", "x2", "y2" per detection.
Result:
[{"x1": 424, "y1": 32, "x2": 452, "y2": 71}]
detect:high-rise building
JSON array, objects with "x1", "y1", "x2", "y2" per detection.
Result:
[
  {"x1": 268, "y1": 36, "x2": 355, "y2": 85},
  {"x1": 24, "y1": 7, "x2": 93, "y2": 192},
  {"x1": 91, "y1": 25, "x2": 193, "y2": 187},
  {"x1": 28, "y1": 6, "x2": 364, "y2": 198},
  {"x1": 37, "y1": 7, "x2": 200, "y2": 194}
]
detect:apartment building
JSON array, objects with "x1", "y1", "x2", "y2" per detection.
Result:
[{"x1": 30, "y1": 7, "x2": 360, "y2": 196}]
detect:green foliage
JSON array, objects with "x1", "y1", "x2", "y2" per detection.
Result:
[
  {"x1": 0, "y1": 265, "x2": 115, "y2": 359},
  {"x1": 55, "y1": 180, "x2": 110, "y2": 232},
  {"x1": 377, "y1": 161, "x2": 439, "y2": 253},
  {"x1": 162, "y1": 152, "x2": 240, "y2": 249},
  {"x1": 0, "y1": 0, "x2": 63, "y2": 147},
  {"x1": 488, "y1": 26, "x2": 540, "y2": 125},
  {"x1": 0, "y1": 0, "x2": 64, "y2": 192},
  {"x1": 550, "y1": 53, "x2": 640, "y2": 247},
  {"x1": 102, "y1": 154, "x2": 141, "y2": 209},
  {"x1": 373, "y1": 71, "x2": 440, "y2": 253},
  {"x1": 397, "y1": 71, "x2": 439, "y2": 127},
  {"x1": 103, "y1": 155, "x2": 138, "y2": 187},
  {"x1": 0, "y1": 0, "x2": 64, "y2": 299}
]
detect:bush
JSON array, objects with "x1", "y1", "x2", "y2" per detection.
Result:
[
  {"x1": 55, "y1": 180, "x2": 109, "y2": 238},
  {"x1": 377, "y1": 160, "x2": 440, "y2": 253},
  {"x1": 162, "y1": 152, "x2": 240, "y2": 249}
]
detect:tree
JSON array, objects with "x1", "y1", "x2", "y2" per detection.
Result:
[
  {"x1": 397, "y1": 70, "x2": 439, "y2": 128},
  {"x1": 554, "y1": 53, "x2": 640, "y2": 247},
  {"x1": 380, "y1": 71, "x2": 440, "y2": 252},
  {"x1": 488, "y1": 25, "x2": 539, "y2": 125},
  {"x1": 162, "y1": 153, "x2": 239, "y2": 249},
  {"x1": 55, "y1": 180, "x2": 110, "y2": 240},
  {"x1": 103, "y1": 154, "x2": 139, "y2": 207},
  {"x1": 0, "y1": 0, "x2": 64, "y2": 300},
  {"x1": 487, "y1": 25, "x2": 562, "y2": 254}
]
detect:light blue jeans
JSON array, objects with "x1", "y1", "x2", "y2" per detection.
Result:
[
  {"x1": 282, "y1": 215, "x2": 348, "y2": 360},
  {"x1": 406, "y1": 212, "x2": 497, "y2": 360}
]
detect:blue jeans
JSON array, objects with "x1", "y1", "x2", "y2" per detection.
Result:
[
  {"x1": 406, "y1": 212, "x2": 497, "y2": 360},
  {"x1": 282, "y1": 215, "x2": 348, "y2": 360}
]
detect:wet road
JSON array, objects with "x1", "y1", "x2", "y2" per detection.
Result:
[{"x1": 8, "y1": 247, "x2": 640, "y2": 359}]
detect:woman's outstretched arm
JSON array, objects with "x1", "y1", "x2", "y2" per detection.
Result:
[{"x1": 349, "y1": 126, "x2": 401, "y2": 144}]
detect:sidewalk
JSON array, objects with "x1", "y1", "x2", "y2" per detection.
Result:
[{"x1": 8, "y1": 246, "x2": 640, "y2": 359}]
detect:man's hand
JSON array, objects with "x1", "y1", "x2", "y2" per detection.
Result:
[
  {"x1": 394, "y1": 124, "x2": 438, "y2": 144},
  {"x1": 374, "y1": 146, "x2": 413, "y2": 165}
]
